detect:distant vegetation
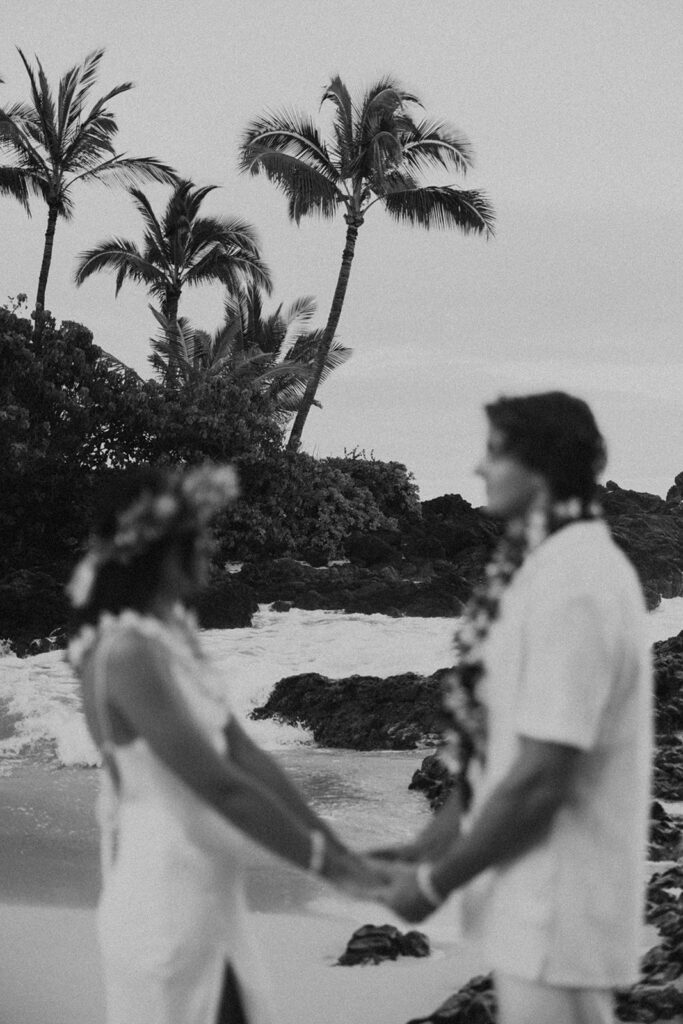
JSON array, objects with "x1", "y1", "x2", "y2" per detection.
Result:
[
  {"x1": 0, "y1": 51, "x2": 493, "y2": 647},
  {"x1": 2, "y1": 52, "x2": 493, "y2": 446},
  {"x1": 0, "y1": 306, "x2": 418, "y2": 648}
]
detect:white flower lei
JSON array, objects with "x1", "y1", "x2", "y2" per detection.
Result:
[{"x1": 439, "y1": 497, "x2": 602, "y2": 809}]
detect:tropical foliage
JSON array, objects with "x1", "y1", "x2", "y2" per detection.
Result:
[
  {"x1": 240, "y1": 74, "x2": 495, "y2": 449},
  {"x1": 148, "y1": 285, "x2": 352, "y2": 419},
  {"x1": 0, "y1": 48, "x2": 177, "y2": 322},
  {"x1": 74, "y1": 178, "x2": 272, "y2": 380},
  {"x1": 0, "y1": 306, "x2": 401, "y2": 646}
]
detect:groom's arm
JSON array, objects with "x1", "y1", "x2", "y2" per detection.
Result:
[{"x1": 385, "y1": 737, "x2": 580, "y2": 921}]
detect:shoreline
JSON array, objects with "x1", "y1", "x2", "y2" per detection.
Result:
[{"x1": 0, "y1": 763, "x2": 482, "y2": 1024}]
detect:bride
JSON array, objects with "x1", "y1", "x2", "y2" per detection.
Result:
[{"x1": 67, "y1": 464, "x2": 386, "y2": 1024}]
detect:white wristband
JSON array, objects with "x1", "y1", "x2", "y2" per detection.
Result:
[
  {"x1": 415, "y1": 862, "x2": 443, "y2": 908},
  {"x1": 308, "y1": 830, "x2": 326, "y2": 874}
]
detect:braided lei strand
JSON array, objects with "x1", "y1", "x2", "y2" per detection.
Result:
[{"x1": 439, "y1": 497, "x2": 602, "y2": 811}]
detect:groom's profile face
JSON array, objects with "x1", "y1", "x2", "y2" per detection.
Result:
[{"x1": 476, "y1": 427, "x2": 545, "y2": 521}]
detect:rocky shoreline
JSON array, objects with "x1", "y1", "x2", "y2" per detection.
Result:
[
  {"x1": 253, "y1": 626, "x2": 683, "y2": 1023},
  {"x1": 3, "y1": 477, "x2": 682, "y2": 656}
]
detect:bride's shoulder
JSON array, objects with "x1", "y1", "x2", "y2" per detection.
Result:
[{"x1": 69, "y1": 607, "x2": 194, "y2": 672}]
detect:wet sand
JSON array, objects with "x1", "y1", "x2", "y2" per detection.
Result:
[{"x1": 0, "y1": 765, "x2": 481, "y2": 1024}]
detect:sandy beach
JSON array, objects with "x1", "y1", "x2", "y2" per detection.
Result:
[{"x1": 0, "y1": 765, "x2": 483, "y2": 1024}]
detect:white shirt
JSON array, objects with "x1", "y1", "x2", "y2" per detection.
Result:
[{"x1": 464, "y1": 520, "x2": 652, "y2": 987}]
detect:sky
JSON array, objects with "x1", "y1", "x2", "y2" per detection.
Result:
[{"x1": 2, "y1": 0, "x2": 682, "y2": 503}]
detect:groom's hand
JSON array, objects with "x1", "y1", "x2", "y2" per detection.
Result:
[{"x1": 381, "y1": 867, "x2": 438, "y2": 923}]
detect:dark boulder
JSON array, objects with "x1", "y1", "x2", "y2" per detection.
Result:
[
  {"x1": 337, "y1": 924, "x2": 429, "y2": 966},
  {"x1": 409, "y1": 752, "x2": 456, "y2": 810},
  {"x1": 665, "y1": 471, "x2": 683, "y2": 504},
  {"x1": 653, "y1": 737, "x2": 683, "y2": 800},
  {"x1": 599, "y1": 480, "x2": 683, "y2": 609},
  {"x1": 653, "y1": 631, "x2": 683, "y2": 734},
  {"x1": 239, "y1": 558, "x2": 470, "y2": 618},
  {"x1": 194, "y1": 575, "x2": 258, "y2": 629},
  {"x1": 407, "y1": 974, "x2": 496, "y2": 1024},
  {"x1": 648, "y1": 801, "x2": 682, "y2": 861},
  {"x1": 346, "y1": 529, "x2": 403, "y2": 567},
  {"x1": 250, "y1": 668, "x2": 452, "y2": 749}
]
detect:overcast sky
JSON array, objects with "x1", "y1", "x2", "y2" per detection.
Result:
[{"x1": 2, "y1": 0, "x2": 681, "y2": 503}]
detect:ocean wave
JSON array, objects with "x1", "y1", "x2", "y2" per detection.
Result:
[{"x1": 0, "y1": 599, "x2": 680, "y2": 771}]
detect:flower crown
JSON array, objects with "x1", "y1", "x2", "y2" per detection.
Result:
[{"x1": 67, "y1": 464, "x2": 239, "y2": 609}]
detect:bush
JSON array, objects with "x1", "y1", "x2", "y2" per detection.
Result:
[
  {"x1": 0, "y1": 309, "x2": 285, "y2": 644},
  {"x1": 326, "y1": 453, "x2": 420, "y2": 520},
  {"x1": 217, "y1": 452, "x2": 400, "y2": 562}
]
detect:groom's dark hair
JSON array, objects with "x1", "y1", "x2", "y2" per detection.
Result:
[{"x1": 485, "y1": 391, "x2": 607, "y2": 502}]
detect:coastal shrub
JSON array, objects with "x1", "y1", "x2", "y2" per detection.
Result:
[
  {"x1": 326, "y1": 453, "x2": 420, "y2": 520},
  {"x1": 0, "y1": 309, "x2": 285, "y2": 643},
  {"x1": 216, "y1": 452, "x2": 397, "y2": 562}
]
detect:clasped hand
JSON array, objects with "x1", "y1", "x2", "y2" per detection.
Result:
[{"x1": 336, "y1": 848, "x2": 439, "y2": 924}]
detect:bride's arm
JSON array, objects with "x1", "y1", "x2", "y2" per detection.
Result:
[
  {"x1": 224, "y1": 716, "x2": 347, "y2": 854},
  {"x1": 105, "y1": 633, "x2": 375, "y2": 888}
]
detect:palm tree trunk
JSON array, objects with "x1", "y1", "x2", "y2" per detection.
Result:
[
  {"x1": 34, "y1": 202, "x2": 59, "y2": 338},
  {"x1": 163, "y1": 288, "x2": 182, "y2": 387},
  {"x1": 287, "y1": 215, "x2": 362, "y2": 451}
]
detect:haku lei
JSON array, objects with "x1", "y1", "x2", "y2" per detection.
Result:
[{"x1": 67, "y1": 464, "x2": 238, "y2": 610}]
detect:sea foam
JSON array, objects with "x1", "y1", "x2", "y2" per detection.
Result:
[{"x1": 0, "y1": 599, "x2": 681, "y2": 770}]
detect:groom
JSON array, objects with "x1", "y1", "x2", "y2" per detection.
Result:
[{"x1": 378, "y1": 393, "x2": 652, "y2": 1024}]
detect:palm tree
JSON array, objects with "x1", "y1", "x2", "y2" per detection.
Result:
[
  {"x1": 74, "y1": 180, "x2": 272, "y2": 381},
  {"x1": 0, "y1": 48, "x2": 177, "y2": 325},
  {"x1": 239, "y1": 74, "x2": 495, "y2": 451},
  {"x1": 148, "y1": 286, "x2": 351, "y2": 423}
]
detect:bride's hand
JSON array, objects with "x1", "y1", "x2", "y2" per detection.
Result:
[
  {"x1": 377, "y1": 863, "x2": 441, "y2": 924},
  {"x1": 332, "y1": 853, "x2": 407, "y2": 901}
]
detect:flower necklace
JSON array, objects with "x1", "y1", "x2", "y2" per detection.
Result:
[{"x1": 439, "y1": 497, "x2": 602, "y2": 810}]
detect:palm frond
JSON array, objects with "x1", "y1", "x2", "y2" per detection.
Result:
[
  {"x1": 16, "y1": 51, "x2": 59, "y2": 163},
  {"x1": 68, "y1": 154, "x2": 177, "y2": 189},
  {"x1": 0, "y1": 165, "x2": 31, "y2": 211},
  {"x1": 74, "y1": 237, "x2": 161, "y2": 291},
  {"x1": 381, "y1": 185, "x2": 495, "y2": 235},
  {"x1": 401, "y1": 118, "x2": 474, "y2": 175},
  {"x1": 148, "y1": 306, "x2": 198, "y2": 384},
  {"x1": 321, "y1": 75, "x2": 355, "y2": 171},
  {"x1": 185, "y1": 243, "x2": 272, "y2": 294},
  {"x1": 240, "y1": 110, "x2": 336, "y2": 177},
  {"x1": 71, "y1": 49, "x2": 106, "y2": 115},
  {"x1": 282, "y1": 294, "x2": 317, "y2": 328}
]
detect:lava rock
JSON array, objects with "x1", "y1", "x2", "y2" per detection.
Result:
[
  {"x1": 648, "y1": 801, "x2": 683, "y2": 861},
  {"x1": 193, "y1": 575, "x2": 258, "y2": 629},
  {"x1": 250, "y1": 668, "x2": 451, "y2": 749},
  {"x1": 653, "y1": 631, "x2": 683, "y2": 734},
  {"x1": 337, "y1": 924, "x2": 430, "y2": 966},
  {"x1": 407, "y1": 974, "x2": 496, "y2": 1024},
  {"x1": 653, "y1": 737, "x2": 683, "y2": 800},
  {"x1": 409, "y1": 752, "x2": 457, "y2": 810}
]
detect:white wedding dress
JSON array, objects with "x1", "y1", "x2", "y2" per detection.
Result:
[{"x1": 81, "y1": 610, "x2": 275, "y2": 1024}]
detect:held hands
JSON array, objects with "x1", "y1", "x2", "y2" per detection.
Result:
[{"x1": 334, "y1": 853, "x2": 443, "y2": 923}]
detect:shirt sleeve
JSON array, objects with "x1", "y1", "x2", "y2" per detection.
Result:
[{"x1": 515, "y1": 593, "x2": 613, "y2": 750}]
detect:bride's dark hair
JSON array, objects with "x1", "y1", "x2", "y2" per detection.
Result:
[
  {"x1": 485, "y1": 391, "x2": 607, "y2": 502},
  {"x1": 73, "y1": 466, "x2": 199, "y2": 629}
]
